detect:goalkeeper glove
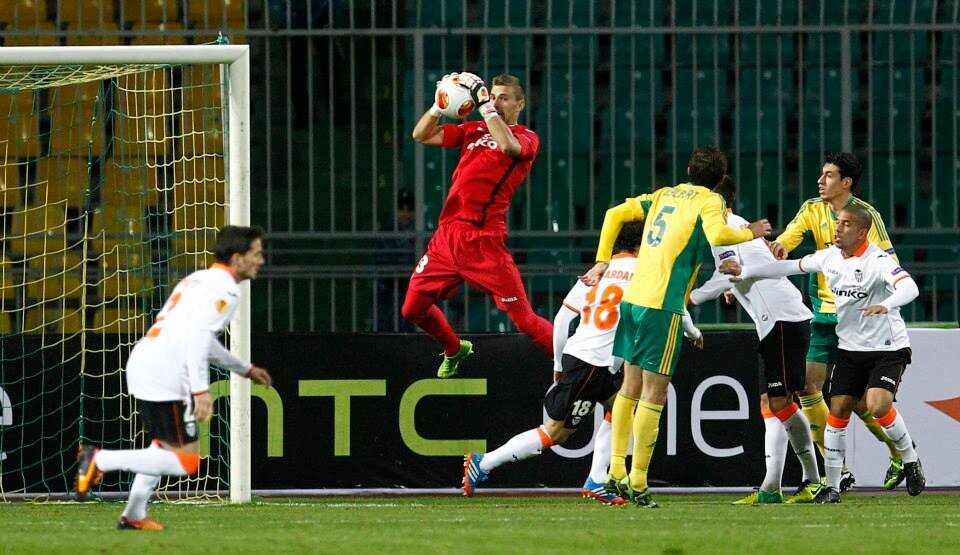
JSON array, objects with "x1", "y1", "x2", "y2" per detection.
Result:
[{"x1": 456, "y1": 71, "x2": 490, "y2": 107}]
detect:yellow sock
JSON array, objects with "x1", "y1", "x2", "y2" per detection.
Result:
[
  {"x1": 629, "y1": 400, "x2": 664, "y2": 492},
  {"x1": 798, "y1": 392, "x2": 829, "y2": 455},
  {"x1": 609, "y1": 393, "x2": 639, "y2": 480},
  {"x1": 858, "y1": 410, "x2": 902, "y2": 461}
]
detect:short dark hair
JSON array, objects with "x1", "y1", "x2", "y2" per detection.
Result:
[
  {"x1": 491, "y1": 74, "x2": 525, "y2": 100},
  {"x1": 824, "y1": 152, "x2": 863, "y2": 190},
  {"x1": 613, "y1": 221, "x2": 644, "y2": 253},
  {"x1": 838, "y1": 204, "x2": 873, "y2": 231},
  {"x1": 712, "y1": 174, "x2": 736, "y2": 209},
  {"x1": 687, "y1": 146, "x2": 728, "y2": 189},
  {"x1": 214, "y1": 225, "x2": 264, "y2": 263}
]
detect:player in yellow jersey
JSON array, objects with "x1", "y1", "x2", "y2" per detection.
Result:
[
  {"x1": 769, "y1": 152, "x2": 904, "y2": 491},
  {"x1": 580, "y1": 147, "x2": 771, "y2": 507}
]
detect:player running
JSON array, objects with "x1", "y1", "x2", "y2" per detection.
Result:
[
  {"x1": 404, "y1": 72, "x2": 553, "y2": 378},
  {"x1": 462, "y1": 223, "x2": 702, "y2": 504},
  {"x1": 75, "y1": 226, "x2": 273, "y2": 530},
  {"x1": 689, "y1": 176, "x2": 821, "y2": 504},
  {"x1": 768, "y1": 152, "x2": 904, "y2": 490},
  {"x1": 580, "y1": 147, "x2": 771, "y2": 507},
  {"x1": 721, "y1": 203, "x2": 925, "y2": 503}
]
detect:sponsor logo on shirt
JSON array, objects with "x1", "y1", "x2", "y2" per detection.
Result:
[
  {"x1": 891, "y1": 267, "x2": 905, "y2": 275},
  {"x1": 500, "y1": 296, "x2": 518, "y2": 303},
  {"x1": 831, "y1": 287, "x2": 868, "y2": 299},
  {"x1": 767, "y1": 381, "x2": 783, "y2": 388},
  {"x1": 216, "y1": 299, "x2": 229, "y2": 314},
  {"x1": 881, "y1": 376, "x2": 896, "y2": 385},
  {"x1": 466, "y1": 133, "x2": 499, "y2": 151},
  {"x1": 718, "y1": 250, "x2": 736, "y2": 260}
]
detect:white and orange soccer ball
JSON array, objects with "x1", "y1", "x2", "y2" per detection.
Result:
[{"x1": 435, "y1": 74, "x2": 475, "y2": 119}]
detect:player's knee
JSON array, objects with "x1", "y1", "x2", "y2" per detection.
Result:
[
  {"x1": 174, "y1": 450, "x2": 201, "y2": 476},
  {"x1": 400, "y1": 296, "x2": 425, "y2": 323},
  {"x1": 504, "y1": 303, "x2": 538, "y2": 331}
]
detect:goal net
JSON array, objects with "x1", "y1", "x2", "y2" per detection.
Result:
[{"x1": 0, "y1": 46, "x2": 251, "y2": 502}]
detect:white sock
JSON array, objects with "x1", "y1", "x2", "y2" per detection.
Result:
[
  {"x1": 760, "y1": 414, "x2": 788, "y2": 492},
  {"x1": 588, "y1": 415, "x2": 612, "y2": 483},
  {"x1": 824, "y1": 423, "x2": 847, "y2": 490},
  {"x1": 96, "y1": 443, "x2": 188, "y2": 476},
  {"x1": 781, "y1": 409, "x2": 820, "y2": 483},
  {"x1": 121, "y1": 474, "x2": 160, "y2": 521},
  {"x1": 880, "y1": 410, "x2": 918, "y2": 463},
  {"x1": 479, "y1": 427, "x2": 550, "y2": 474}
]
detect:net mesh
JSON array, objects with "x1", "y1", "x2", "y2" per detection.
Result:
[{"x1": 0, "y1": 61, "x2": 230, "y2": 500}]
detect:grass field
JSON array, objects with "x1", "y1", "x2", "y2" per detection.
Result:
[{"x1": 2, "y1": 492, "x2": 960, "y2": 554}]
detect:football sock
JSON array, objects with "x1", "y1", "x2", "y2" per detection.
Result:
[
  {"x1": 775, "y1": 403, "x2": 820, "y2": 483},
  {"x1": 479, "y1": 426, "x2": 554, "y2": 473},
  {"x1": 824, "y1": 414, "x2": 849, "y2": 490},
  {"x1": 503, "y1": 301, "x2": 554, "y2": 356},
  {"x1": 875, "y1": 408, "x2": 918, "y2": 463},
  {"x1": 588, "y1": 411, "x2": 612, "y2": 483},
  {"x1": 760, "y1": 408, "x2": 788, "y2": 492},
  {"x1": 96, "y1": 441, "x2": 194, "y2": 476},
  {"x1": 857, "y1": 409, "x2": 902, "y2": 461},
  {"x1": 609, "y1": 393, "x2": 639, "y2": 480},
  {"x1": 798, "y1": 392, "x2": 829, "y2": 454},
  {"x1": 121, "y1": 473, "x2": 160, "y2": 521},
  {"x1": 629, "y1": 400, "x2": 664, "y2": 492},
  {"x1": 401, "y1": 291, "x2": 460, "y2": 356}
]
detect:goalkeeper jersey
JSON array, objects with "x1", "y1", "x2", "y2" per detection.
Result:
[
  {"x1": 775, "y1": 196, "x2": 894, "y2": 316},
  {"x1": 126, "y1": 263, "x2": 251, "y2": 402},
  {"x1": 595, "y1": 184, "x2": 754, "y2": 314},
  {"x1": 438, "y1": 120, "x2": 539, "y2": 233}
]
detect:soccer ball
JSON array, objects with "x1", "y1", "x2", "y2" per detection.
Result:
[{"x1": 436, "y1": 74, "x2": 475, "y2": 119}]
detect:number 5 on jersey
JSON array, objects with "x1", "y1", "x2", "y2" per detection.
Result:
[
  {"x1": 581, "y1": 284, "x2": 624, "y2": 330},
  {"x1": 647, "y1": 205, "x2": 675, "y2": 247}
]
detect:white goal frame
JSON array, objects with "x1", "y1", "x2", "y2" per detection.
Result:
[{"x1": 0, "y1": 45, "x2": 253, "y2": 503}]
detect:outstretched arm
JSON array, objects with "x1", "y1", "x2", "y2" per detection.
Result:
[{"x1": 552, "y1": 305, "x2": 579, "y2": 372}]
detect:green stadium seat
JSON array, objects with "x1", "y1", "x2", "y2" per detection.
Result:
[
  {"x1": 869, "y1": 67, "x2": 924, "y2": 151},
  {"x1": 610, "y1": 1, "x2": 665, "y2": 26},
  {"x1": 534, "y1": 69, "x2": 594, "y2": 154},
  {"x1": 610, "y1": 33, "x2": 667, "y2": 67},
  {"x1": 870, "y1": 32, "x2": 930, "y2": 64},
  {"x1": 873, "y1": 0, "x2": 936, "y2": 24},
  {"x1": 406, "y1": 0, "x2": 464, "y2": 28},
  {"x1": 738, "y1": 67, "x2": 796, "y2": 107},
  {"x1": 546, "y1": 0, "x2": 593, "y2": 27},
  {"x1": 802, "y1": 0, "x2": 867, "y2": 24},
  {"x1": 547, "y1": 35, "x2": 598, "y2": 67},
  {"x1": 739, "y1": 33, "x2": 797, "y2": 66},
  {"x1": 932, "y1": 154, "x2": 960, "y2": 227},
  {"x1": 595, "y1": 149, "x2": 656, "y2": 203},
  {"x1": 801, "y1": 67, "x2": 854, "y2": 151},
  {"x1": 803, "y1": 33, "x2": 861, "y2": 65},
  {"x1": 665, "y1": 106, "x2": 723, "y2": 153},
  {"x1": 672, "y1": 34, "x2": 730, "y2": 66},
  {"x1": 481, "y1": 0, "x2": 535, "y2": 27},
  {"x1": 864, "y1": 152, "x2": 913, "y2": 227},
  {"x1": 737, "y1": 105, "x2": 788, "y2": 154},
  {"x1": 671, "y1": 0, "x2": 733, "y2": 26},
  {"x1": 674, "y1": 69, "x2": 730, "y2": 112},
  {"x1": 481, "y1": 36, "x2": 531, "y2": 74},
  {"x1": 734, "y1": 154, "x2": 788, "y2": 221}
]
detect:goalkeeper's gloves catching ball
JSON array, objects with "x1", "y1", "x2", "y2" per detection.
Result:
[{"x1": 457, "y1": 72, "x2": 498, "y2": 120}]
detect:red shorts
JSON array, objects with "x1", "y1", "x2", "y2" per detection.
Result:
[{"x1": 406, "y1": 222, "x2": 530, "y2": 311}]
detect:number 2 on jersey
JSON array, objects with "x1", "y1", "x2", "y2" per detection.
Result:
[
  {"x1": 646, "y1": 205, "x2": 675, "y2": 247},
  {"x1": 581, "y1": 283, "x2": 624, "y2": 330}
]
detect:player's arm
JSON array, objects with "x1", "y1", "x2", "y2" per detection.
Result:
[
  {"x1": 580, "y1": 197, "x2": 648, "y2": 284},
  {"x1": 681, "y1": 310, "x2": 703, "y2": 349},
  {"x1": 552, "y1": 280, "x2": 588, "y2": 370},
  {"x1": 690, "y1": 269, "x2": 733, "y2": 305},
  {"x1": 207, "y1": 340, "x2": 272, "y2": 388},
  {"x1": 701, "y1": 194, "x2": 768, "y2": 246},
  {"x1": 771, "y1": 204, "x2": 811, "y2": 258},
  {"x1": 862, "y1": 259, "x2": 919, "y2": 315},
  {"x1": 722, "y1": 249, "x2": 824, "y2": 281}
]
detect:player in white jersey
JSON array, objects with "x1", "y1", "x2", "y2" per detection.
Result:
[
  {"x1": 462, "y1": 223, "x2": 701, "y2": 503},
  {"x1": 75, "y1": 226, "x2": 273, "y2": 530},
  {"x1": 720, "y1": 204, "x2": 924, "y2": 502},
  {"x1": 689, "y1": 177, "x2": 821, "y2": 504}
]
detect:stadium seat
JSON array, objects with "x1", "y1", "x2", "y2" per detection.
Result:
[
  {"x1": 23, "y1": 306, "x2": 85, "y2": 335},
  {"x1": 0, "y1": 256, "x2": 18, "y2": 301},
  {"x1": 8, "y1": 204, "x2": 68, "y2": 256},
  {"x1": 871, "y1": 32, "x2": 930, "y2": 64},
  {"x1": 601, "y1": 66, "x2": 664, "y2": 150},
  {"x1": 548, "y1": 35, "x2": 598, "y2": 67},
  {"x1": 873, "y1": 0, "x2": 936, "y2": 24},
  {"x1": 48, "y1": 83, "x2": 106, "y2": 155},
  {"x1": 737, "y1": 0, "x2": 799, "y2": 25},
  {"x1": 172, "y1": 202, "x2": 224, "y2": 232},
  {"x1": 0, "y1": 92, "x2": 40, "y2": 159},
  {"x1": 56, "y1": 0, "x2": 116, "y2": 25},
  {"x1": 594, "y1": 150, "x2": 656, "y2": 205},
  {"x1": 803, "y1": 33, "x2": 861, "y2": 65},
  {"x1": 932, "y1": 154, "x2": 959, "y2": 227},
  {"x1": 869, "y1": 67, "x2": 924, "y2": 151},
  {"x1": 131, "y1": 21, "x2": 188, "y2": 45},
  {"x1": 65, "y1": 22, "x2": 121, "y2": 45},
  {"x1": 186, "y1": 0, "x2": 244, "y2": 26},
  {"x1": 182, "y1": 64, "x2": 223, "y2": 111},
  {"x1": 610, "y1": 1, "x2": 665, "y2": 26},
  {"x1": 672, "y1": 34, "x2": 730, "y2": 66},
  {"x1": 178, "y1": 107, "x2": 224, "y2": 156},
  {"x1": 735, "y1": 154, "x2": 789, "y2": 221},
  {"x1": 610, "y1": 33, "x2": 667, "y2": 67},
  {"x1": 92, "y1": 306, "x2": 149, "y2": 334},
  {"x1": 481, "y1": 35, "x2": 531, "y2": 73},
  {"x1": 665, "y1": 106, "x2": 723, "y2": 153},
  {"x1": 671, "y1": 0, "x2": 733, "y2": 26},
  {"x1": 406, "y1": 0, "x2": 463, "y2": 28},
  {"x1": 173, "y1": 155, "x2": 225, "y2": 205},
  {"x1": 0, "y1": 311, "x2": 11, "y2": 334},
  {"x1": 100, "y1": 160, "x2": 160, "y2": 207},
  {"x1": 24, "y1": 254, "x2": 84, "y2": 301},
  {"x1": 120, "y1": 0, "x2": 177, "y2": 23},
  {"x1": 112, "y1": 112, "x2": 171, "y2": 160},
  {"x1": 737, "y1": 104, "x2": 788, "y2": 154},
  {"x1": 98, "y1": 268, "x2": 154, "y2": 304},
  {"x1": 738, "y1": 67, "x2": 796, "y2": 107},
  {"x1": 739, "y1": 33, "x2": 797, "y2": 66},
  {"x1": 90, "y1": 202, "x2": 144, "y2": 246},
  {"x1": 0, "y1": 0, "x2": 47, "y2": 27},
  {"x1": 33, "y1": 157, "x2": 90, "y2": 208},
  {"x1": 673, "y1": 68, "x2": 730, "y2": 114},
  {"x1": 801, "y1": 0, "x2": 867, "y2": 24},
  {"x1": 2, "y1": 22, "x2": 58, "y2": 46}
]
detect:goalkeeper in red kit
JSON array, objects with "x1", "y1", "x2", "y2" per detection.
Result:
[{"x1": 404, "y1": 72, "x2": 553, "y2": 378}]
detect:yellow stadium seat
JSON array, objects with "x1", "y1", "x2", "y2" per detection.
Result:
[
  {"x1": 23, "y1": 267, "x2": 84, "y2": 301},
  {"x1": 182, "y1": 64, "x2": 223, "y2": 111},
  {"x1": 173, "y1": 202, "x2": 224, "y2": 233},
  {"x1": 34, "y1": 157, "x2": 91, "y2": 208},
  {"x1": 65, "y1": 22, "x2": 121, "y2": 45},
  {"x1": 173, "y1": 155, "x2": 225, "y2": 204},
  {"x1": 0, "y1": 0, "x2": 48, "y2": 27},
  {"x1": 179, "y1": 106, "x2": 224, "y2": 155},
  {"x1": 23, "y1": 306, "x2": 85, "y2": 335},
  {"x1": 0, "y1": 162, "x2": 23, "y2": 208},
  {"x1": 100, "y1": 160, "x2": 160, "y2": 206},
  {"x1": 98, "y1": 268, "x2": 154, "y2": 303},
  {"x1": 0, "y1": 256, "x2": 19, "y2": 300},
  {"x1": 89, "y1": 203, "x2": 144, "y2": 246},
  {"x1": 8, "y1": 204, "x2": 68, "y2": 255},
  {"x1": 131, "y1": 21, "x2": 187, "y2": 45},
  {"x1": 187, "y1": 0, "x2": 244, "y2": 25},
  {"x1": 48, "y1": 82, "x2": 106, "y2": 154},
  {"x1": 0, "y1": 311, "x2": 11, "y2": 334},
  {"x1": 115, "y1": 69, "x2": 173, "y2": 116},
  {"x1": 120, "y1": 0, "x2": 177, "y2": 22},
  {"x1": 112, "y1": 113, "x2": 171, "y2": 159},
  {"x1": 93, "y1": 306, "x2": 149, "y2": 335},
  {"x1": 3, "y1": 22, "x2": 58, "y2": 45},
  {"x1": 57, "y1": 0, "x2": 116, "y2": 24},
  {"x1": 0, "y1": 92, "x2": 40, "y2": 159},
  {"x1": 113, "y1": 70, "x2": 173, "y2": 159}
]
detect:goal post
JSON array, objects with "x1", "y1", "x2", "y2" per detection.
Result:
[{"x1": 0, "y1": 45, "x2": 252, "y2": 503}]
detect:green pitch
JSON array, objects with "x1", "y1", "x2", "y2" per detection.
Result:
[{"x1": 2, "y1": 494, "x2": 959, "y2": 554}]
